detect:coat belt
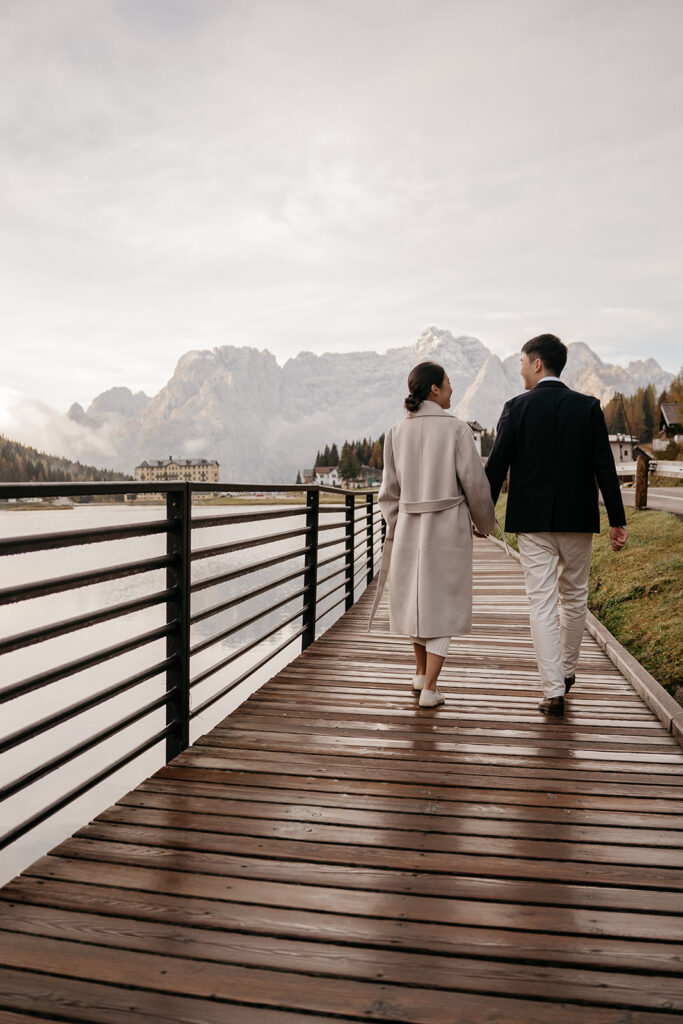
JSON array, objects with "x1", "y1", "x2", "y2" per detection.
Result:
[
  {"x1": 367, "y1": 495, "x2": 467, "y2": 631},
  {"x1": 399, "y1": 495, "x2": 466, "y2": 514}
]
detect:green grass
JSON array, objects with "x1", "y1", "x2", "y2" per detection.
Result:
[{"x1": 494, "y1": 495, "x2": 683, "y2": 702}]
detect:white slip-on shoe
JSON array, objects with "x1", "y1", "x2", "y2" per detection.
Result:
[
  {"x1": 412, "y1": 674, "x2": 426, "y2": 691},
  {"x1": 419, "y1": 687, "x2": 445, "y2": 707}
]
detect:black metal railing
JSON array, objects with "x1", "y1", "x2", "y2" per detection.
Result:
[{"x1": 0, "y1": 480, "x2": 384, "y2": 859}]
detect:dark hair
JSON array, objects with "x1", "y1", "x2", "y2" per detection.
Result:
[
  {"x1": 404, "y1": 361, "x2": 445, "y2": 412},
  {"x1": 521, "y1": 334, "x2": 567, "y2": 376}
]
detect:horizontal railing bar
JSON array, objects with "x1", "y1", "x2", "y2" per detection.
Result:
[
  {"x1": 316, "y1": 505, "x2": 347, "y2": 514},
  {"x1": 316, "y1": 536, "x2": 347, "y2": 553},
  {"x1": 0, "y1": 519, "x2": 171, "y2": 557},
  {"x1": 317, "y1": 549, "x2": 346, "y2": 571},
  {"x1": 0, "y1": 657, "x2": 174, "y2": 756},
  {"x1": 190, "y1": 604, "x2": 309, "y2": 690},
  {"x1": 190, "y1": 566, "x2": 305, "y2": 625},
  {"x1": 317, "y1": 521, "x2": 347, "y2": 533},
  {"x1": 0, "y1": 588, "x2": 175, "y2": 658},
  {"x1": 316, "y1": 579, "x2": 351, "y2": 612},
  {"x1": 191, "y1": 507, "x2": 309, "y2": 529},
  {"x1": 315, "y1": 591, "x2": 350, "y2": 622},
  {"x1": 190, "y1": 624, "x2": 306, "y2": 719},
  {"x1": 0, "y1": 553, "x2": 173, "y2": 608},
  {"x1": 0, "y1": 687, "x2": 176, "y2": 804},
  {"x1": 316, "y1": 577, "x2": 347, "y2": 605},
  {"x1": 0, "y1": 722, "x2": 175, "y2": 851},
  {"x1": 316, "y1": 564, "x2": 346, "y2": 589},
  {"x1": 354, "y1": 560, "x2": 371, "y2": 581},
  {"x1": 0, "y1": 480, "x2": 378, "y2": 498},
  {"x1": 0, "y1": 622, "x2": 175, "y2": 706},
  {"x1": 190, "y1": 586, "x2": 307, "y2": 657},
  {"x1": 191, "y1": 525, "x2": 309, "y2": 562},
  {"x1": 191, "y1": 545, "x2": 310, "y2": 593}
]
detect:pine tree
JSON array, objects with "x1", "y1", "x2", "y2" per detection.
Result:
[
  {"x1": 295, "y1": 471, "x2": 302, "y2": 484},
  {"x1": 330, "y1": 443, "x2": 339, "y2": 466},
  {"x1": 481, "y1": 428, "x2": 495, "y2": 457},
  {"x1": 604, "y1": 393, "x2": 627, "y2": 434},
  {"x1": 339, "y1": 442, "x2": 361, "y2": 481},
  {"x1": 369, "y1": 439, "x2": 382, "y2": 469},
  {"x1": 641, "y1": 385, "x2": 655, "y2": 442}
]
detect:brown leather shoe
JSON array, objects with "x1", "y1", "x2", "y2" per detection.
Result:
[
  {"x1": 564, "y1": 675, "x2": 575, "y2": 694},
  {"x1": 538, "y1": 696, "x2": 564, "y2": 717}
]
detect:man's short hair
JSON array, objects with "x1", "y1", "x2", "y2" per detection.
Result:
[{"x1": 521, "y1": 334, "x2": 567, "y2": 376}]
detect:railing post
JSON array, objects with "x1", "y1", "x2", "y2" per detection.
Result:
[
  {"x1": 365, "y1": 492, "x2": 374, "y2": 584},
  {"x1": 166, "y1": 483, "x2": 191, "y2": 761},
  {"x1": 634, "y1": 448, "x2": 650, "y2": 509},
  {"x1": 345, "y1": 492, "x2": 355, "y2": 610},
  {"x1": 302, "y1": 488, "x2": 319, "y2": 649}
]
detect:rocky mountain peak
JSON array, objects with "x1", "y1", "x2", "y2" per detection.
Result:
[{"x1": 58, "y1": 329, "x2": 674, "y2": 481}]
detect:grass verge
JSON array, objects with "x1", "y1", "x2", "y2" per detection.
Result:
[{"x1": 494, "y1": 495, "x2": 683, "y2": 703}]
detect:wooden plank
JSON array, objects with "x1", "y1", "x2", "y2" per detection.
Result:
[
  {"x1": 138, "y1": 776, "x2": 683, "y2": 827},
  {"x1": 0, "y1": 968, "x2": 330, "y2": 1024},
  {"x1": 52, "y1": 820, "x2": 683, "y2": 889},
  {"x1": 113, "y1": 789, "x2": 683, "y2": 848},
  {"x1": 30, "y1": 837, "x2": 683, "y2": 914},
  {"x1": 12, "y1": 857, "x2": 683, "y2": 941},
  {"x1": 0, "y1": 915, "x2": 682, "y2": 1013},
  {"x1": 156, "y1": 764, "x2": 683, "y2": 805},
  {"x1": 3, "y1": 877, "x2": 683, "y2": 979}
]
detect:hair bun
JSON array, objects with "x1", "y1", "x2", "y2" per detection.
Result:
[{"x1": 404, "y1": 392, "x2": 422, "y2": 413}]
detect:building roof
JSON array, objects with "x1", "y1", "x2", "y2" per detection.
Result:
[
  {"x1": 661, "y1": 403, "x2": 682, "y2": 428},
  {"x1": 315, "y1": 466, "x2": 339, "y2": 474},
  {"x1": 137, "y1": 456, "x2": 219, "y2": 468},
  {"x1": 467, "y1": 421, "x2": 484, "y2": 432}
]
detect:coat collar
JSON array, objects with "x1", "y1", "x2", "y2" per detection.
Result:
[
  {"x1": 533, "y1": 379, "x2": 567, "y2": 389},
  {"x1": 408, "y1": 401, "x2": 451, "y2": 418}
]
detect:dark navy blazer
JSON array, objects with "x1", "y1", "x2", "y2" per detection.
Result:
[{"x1": 485, "y1": 380, "x2": 626, "y2": 533}]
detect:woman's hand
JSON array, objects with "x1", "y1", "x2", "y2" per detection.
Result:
[{"x1": 472, "y1": 525, "x2": 487, "y2": 538}]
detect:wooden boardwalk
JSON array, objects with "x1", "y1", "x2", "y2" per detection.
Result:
[{"x1": 1, "y1": 538, "x2": 683, "y2": 1023}]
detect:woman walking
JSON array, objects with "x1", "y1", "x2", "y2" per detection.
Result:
[{"x1": 371, "y1": 362, "x2": 496, "y2": 707}]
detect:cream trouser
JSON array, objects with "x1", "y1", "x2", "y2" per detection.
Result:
[
  {"x1": 410, "y1": 636, "x2": 451, "y2": 657},
  {"x1": 517, "y1": 532, "x2": 593, "y2": 699}
]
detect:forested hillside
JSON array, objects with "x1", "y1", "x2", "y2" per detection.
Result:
[{"x1": 0, "y1": 435, "x2": 132, "y2": 483}]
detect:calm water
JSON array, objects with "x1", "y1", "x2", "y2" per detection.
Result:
[{"x1": 0, "y1": 502, "x2": 378, "y2": 884}]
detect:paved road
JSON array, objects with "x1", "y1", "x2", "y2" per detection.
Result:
[{"x1": 620, "y1": 485, "x2": 683, "y2": 515}]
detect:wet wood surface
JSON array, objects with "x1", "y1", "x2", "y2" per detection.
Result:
[{"x1": 1, "y1": 539, "x2": 682, "y2": 1022}]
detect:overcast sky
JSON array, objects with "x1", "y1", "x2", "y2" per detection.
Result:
[{"x1": 1, "y1": 0, "x2": 682, "y2": 432}]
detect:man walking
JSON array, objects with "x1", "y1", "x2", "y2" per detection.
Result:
[{"x1": 485, "y1": 334, "x2": 628, "y2": 717}]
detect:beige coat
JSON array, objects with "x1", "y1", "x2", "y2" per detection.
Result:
[{"x1": 376, "y1": 401, "x2": 496, "y2": 638}]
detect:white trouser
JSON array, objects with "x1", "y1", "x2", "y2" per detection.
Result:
[
  {"x1": 410, "y1": 635, "x2": 450, "y2": 657},
  {"x1": 517, "y1": 532, "x2": 593, "y2": 698}
]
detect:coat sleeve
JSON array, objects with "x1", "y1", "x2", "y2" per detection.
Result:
[
  {"x1": 378, "y1": 427, "x2": 400, "y2": 538},
  {"x1": 591, "y1": 401, "x2": 626, "y2": 527},
  {"x1": 456, "y1": 428, "x2": 496, "y2": 535},
  {"x1": 484, "y1": 401, "x2": 513, "y2": 505}
]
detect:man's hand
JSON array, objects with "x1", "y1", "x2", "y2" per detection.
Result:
[
  {"x1": 610, "y1": 526, "x2": 628, "y2": 552},
  {"x1": 472, "y1": 526, "x2": 487, "y2": 538}
]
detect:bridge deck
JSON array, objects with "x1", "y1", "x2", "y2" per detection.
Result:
[{"x1": 1, "y1": 539, "x2": 682, "y2": 1023}]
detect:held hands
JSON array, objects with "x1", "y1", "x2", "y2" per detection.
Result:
[
  {"x1": 610, "y1": 526, "x2": 628, "y2": 552},
  {"x1": 472, "y1": 525, "x2": 487, "y2": 538}
]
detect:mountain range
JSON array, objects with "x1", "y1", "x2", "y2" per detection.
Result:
[{"x1": 63, "y1": 328, "x2": 673, "y2": 482}]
